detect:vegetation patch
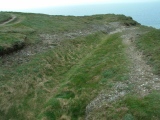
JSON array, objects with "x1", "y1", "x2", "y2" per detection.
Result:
[
  {"x1": 0, "y1": 33, "x2": 26, "y2": 55},
  {"x1": 0, "y1": 12, "x2": 12, "y2": 24},
  {"x1": 102, "y1": 91, "x2": 160, "y2": 120},
  {"x1": 41, "y1": 33, "x2": 128, "y2": 119},
  {"x1": 0, "y1": 31, "x2": 129, "y2": 119},
  {"x1": 0, "y1": 12, "x2": 158, "y2": 120},
  {"x1": 119, "y1": 16, "x2": 140, "y2": 26}
]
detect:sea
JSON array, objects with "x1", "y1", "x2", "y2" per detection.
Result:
[{"x1": 20, "y1": 2, "x2": 160, "y2": 29}]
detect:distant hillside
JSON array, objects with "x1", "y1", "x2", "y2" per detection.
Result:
[
  {"x1": 0, "y1": 12, "x2": 160, "y2": 120},
  {"x1": 0, "y1": 12, "x2": 139, "y2": 56}
]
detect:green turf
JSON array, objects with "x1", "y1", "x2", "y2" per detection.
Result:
[
  {"x1": 0, "y1": 12, "x2": 12, "y2": 23},
  {"x1": 1, "y1": 12, "x2": 159, "y2": 120}
]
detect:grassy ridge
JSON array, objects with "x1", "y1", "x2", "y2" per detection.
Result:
[{"x1": 0, "y1": 12, "x2": 139, "y2": 55}]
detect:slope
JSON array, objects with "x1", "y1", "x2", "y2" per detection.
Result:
[{"x1": 0, "y1": 12, "x2": 160, "y2": 120}]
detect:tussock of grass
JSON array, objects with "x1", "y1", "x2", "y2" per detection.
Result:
[{"x1": 136, "y1": 28, "x2": 160, "y2": 75}]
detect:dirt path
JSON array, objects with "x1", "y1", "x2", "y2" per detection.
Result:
[
  {"x1": 122, "y1": 29, "x2": 160, "y2": 96},
  {"x1": 85, "y1": 26, "x2": 160, "y2": 119},
  {"x1": 0, "y1": 15, "x2": 16, "y2": 26}
]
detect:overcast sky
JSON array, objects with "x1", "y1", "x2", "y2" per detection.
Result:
[{"x1": 0, "y1": 0, "x2": 159, "y2": 11}]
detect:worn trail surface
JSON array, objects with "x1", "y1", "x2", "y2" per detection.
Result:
[
  {"x1": 122, "y1": 29, "x2": 160, "y2": 95},
  {"x1": 85, "y1": 27, "x2": 160, "y2": 119}
]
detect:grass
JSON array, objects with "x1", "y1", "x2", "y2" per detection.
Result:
[
  {"x1": 136, "y1": 27, "x2": 160, "y2": 75},
  {"x1": 0, "y1": 33, "x2": 26, "y2": 55},
  {"x1": 1, "y1": 12, "x2": 158, "y2": 120},
  {"x1": 0, "y1": 32, "x2": 129, "y2": 119},
  {"x1": 118, "y1": 15, "x2": 140, "y2": 26},
  {"x1": 0, "y1": 12, "x2": 139, "y2": 54},
  {"x1": 124, "y1": 92, "x2": 160, "y2": 119},
  {"x1": 88, "y1": 26, "x2": 160, "y2": 120},
  {"x1": 39, "y1": 33, "x2": 129, "y2": 119},
  {"x1": 99, "y1": 91, "x2": 160, "y2": 120},
  {"x1": 0, "y1": 12, "x2": 138, "y2": 60},
  {"x1": 0, "y1": 12, "x2": 12, "y2": 23}
]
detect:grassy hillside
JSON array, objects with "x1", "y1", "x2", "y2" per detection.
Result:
[
  {"x1": 0, "y1": 32, "x2": 129, "y2": 119},
  {"x1": 0, "y1": 12, "x2": 160, "y2": 120},
  {"x1": 0, "y1": 12, "x2": 139, "y2": 55}
]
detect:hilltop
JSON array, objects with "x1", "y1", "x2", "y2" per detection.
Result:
[{"x1": 0, "y1": 12, "x2": 160, "y2": 120}]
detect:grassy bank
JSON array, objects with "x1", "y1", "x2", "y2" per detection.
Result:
[{"x1": 0, "y1": 33, "x2": 26, "y2": 55}]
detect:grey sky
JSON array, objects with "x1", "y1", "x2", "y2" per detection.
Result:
[{"x1": 0, "y1": 0, "x2": 158, "y2": 11}]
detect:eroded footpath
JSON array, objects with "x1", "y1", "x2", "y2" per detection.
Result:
[{"x1": 85, "y1": 27, "x2": 160, "y2": 119}]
